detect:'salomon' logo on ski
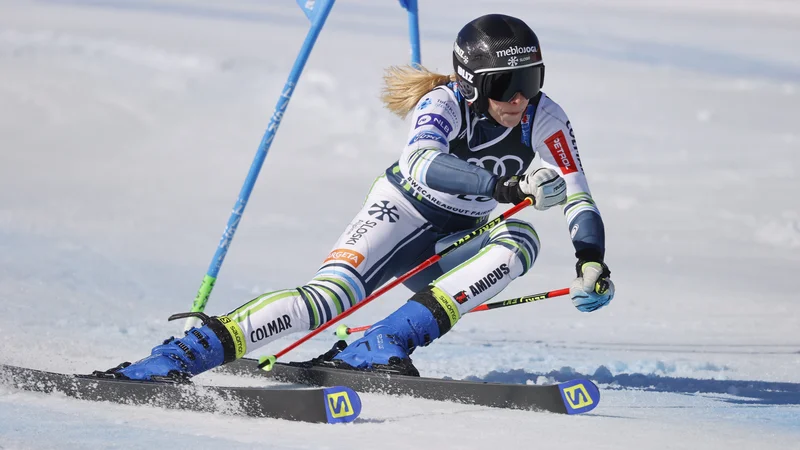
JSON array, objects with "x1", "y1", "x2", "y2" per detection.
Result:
[
  {"x1": 368, "y1": 201, "x2": 399, "y2": 223},
  {"x1": 469, "y1": 264, "x2": 510, "y2": 296}
]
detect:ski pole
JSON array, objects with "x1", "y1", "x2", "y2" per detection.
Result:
[
  {"x1": 257, "y1": 198, "x2": 534, "y2": 370},
  {"x1": 333, "y1": 287, "x2": 569, "y2": 337}
]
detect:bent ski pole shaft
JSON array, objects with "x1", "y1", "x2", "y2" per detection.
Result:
[
  {"x1": 335, "y1": 287, "x2": 570, "y2": 336},
  {"x1": 258, "y1": 198, "x2": 534, "y2": 370},
  {"x1": 183, "y1": 1, "x2": 336, "y2": 332}
]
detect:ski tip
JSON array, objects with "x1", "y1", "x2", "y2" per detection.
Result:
[
  {"x1": 557, "y1": 379, "x2": 600, "y2": 415},
  {"x1": 322, "y1": 386, "x2": 362, "y2": 424}
]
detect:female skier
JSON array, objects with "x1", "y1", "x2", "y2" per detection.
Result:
[{"x1": 102, "y1": 13, "x2": 614, "y2": 381}]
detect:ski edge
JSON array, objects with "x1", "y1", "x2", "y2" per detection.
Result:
[
  {"x1": 224, "y1": 358, "x2": 598, "y2": 415},
  {"x1": 0, "y1": 363, "x2": 361, "y2": 424}
]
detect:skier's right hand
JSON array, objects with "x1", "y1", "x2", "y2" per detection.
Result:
[{"x1": 493, "y1": 168, "x2": 567, "y2": 211}]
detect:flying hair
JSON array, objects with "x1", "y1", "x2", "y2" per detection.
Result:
[{"x1": 381, "y1": 65, "x2": 456, "y2": 118}]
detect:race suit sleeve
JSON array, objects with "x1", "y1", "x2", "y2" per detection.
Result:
[
  {"x1": 533, "y1": 97, "x2": 606, "y2": 261},
  {"x1": 398, "y1": 86, "x2": 498, "y2": 197}
]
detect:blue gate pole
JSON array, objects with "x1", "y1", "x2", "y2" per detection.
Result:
[
  {"x1": 404, "y1": 0, "x2": 421, "y2": 66},
  {"x1": 184, "y1": 0, "x2": 337, "y2": 331}
]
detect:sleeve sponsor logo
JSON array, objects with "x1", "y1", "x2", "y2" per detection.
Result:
[
  {"x1": 324, "y1": 248, "x2": 365, "y2": 267},
  {"x1": 409, "y1": 131, "x2": 448, "y2": 147},
  {"x1": 544, "y1": 130, "x2": 578, "y2": 175},
  {"x1": 417, "y1": 97, "x2": 432, "y2": 110},
  {"x1": 566, "y1": 121, "x2": 584, "y2": 172},
  {"x1": 435, "y1": 98, "x2": 459, "y2": 118},
  {"x1": 416, "y1": 113, "x2": 453, "y2": 136}
]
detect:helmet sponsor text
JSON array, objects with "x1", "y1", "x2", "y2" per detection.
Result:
[
  {"x1": 457, "y1": 65, "x2": 474, "y2": 83},
  {"x1": 454, "y1": 42, "x2": 468, "y2": 63},
  {"x1": 495, "y1": 45, "x2": 538, "y2": 57}
]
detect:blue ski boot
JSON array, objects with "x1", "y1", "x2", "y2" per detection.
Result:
[
  {"x1": 94, "y1": 314, "x2": 245, "y2": 383},
  {"x1": 317, "y1": 286, "x2": 459, "y2": 376}
]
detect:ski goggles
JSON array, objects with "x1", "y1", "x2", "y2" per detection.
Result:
[{"x1": 482, "y1": 65, "x2": 543, "y2": 102}]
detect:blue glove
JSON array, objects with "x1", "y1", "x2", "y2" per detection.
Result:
[{"x1": 570, "y1": 261, "x2": 614, "y2": 312}]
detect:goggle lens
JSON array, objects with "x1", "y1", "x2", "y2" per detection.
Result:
[{"x1": 484, "y1": 66, "x2": 542, "y2": 102}]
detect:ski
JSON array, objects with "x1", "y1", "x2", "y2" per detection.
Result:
[
  {"x1": 0, "y1": 363, "x2": 361, "y2": 424},
  {"x1": 223, "y1": 358, "x2": 599, "y2": 415}
]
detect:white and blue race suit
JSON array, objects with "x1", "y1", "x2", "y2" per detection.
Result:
[{"x1": 225, "y1": 83, "x2": 605, "y2": 353}]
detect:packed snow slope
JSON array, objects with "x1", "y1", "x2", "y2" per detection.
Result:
[{"x1": 0, "y1": 0, "x2": 798, "y2": 448}]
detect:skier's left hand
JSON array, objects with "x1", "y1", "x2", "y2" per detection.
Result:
[{"x1": 570, "y1": 260, "x2": 614, "y2": 312}]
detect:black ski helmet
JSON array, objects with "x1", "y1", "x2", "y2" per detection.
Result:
[{"x1": 452, "y1": 14, "x2": 545, "y2": 113}]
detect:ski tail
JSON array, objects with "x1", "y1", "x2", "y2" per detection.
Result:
[
  {"x1": 322, "y1": 386, "x2": 362, "y2": 423},
  {"x1": 558, "y1": 379, "x2": 600, "y2": 414}
]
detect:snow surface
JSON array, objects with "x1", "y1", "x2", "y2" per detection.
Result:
[{"x1": 1, "y1": 0, "x2": 798, "y2": 448}]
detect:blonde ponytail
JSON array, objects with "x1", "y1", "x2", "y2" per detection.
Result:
[{"x1": 381, "y1": 65, "x2": 457, "y2": 118}]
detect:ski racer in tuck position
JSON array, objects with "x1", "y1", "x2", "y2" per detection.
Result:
[{"x1": 102, "y1": 14, "x2": 615, "y2": 380}]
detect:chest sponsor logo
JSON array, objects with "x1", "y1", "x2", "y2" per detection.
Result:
[
  {"x1": 455, "y1": 194, "x2": 493, "y2": 203},
  {"x1": 249, "y1": 315, "x2": 292, "y2": 343},
  {"x1": 466, "y1": 154, "x2": 525, "y2": 177},
  {"x1": 544, "y1": 130, "x2": 578, "y2": 175},
  {"x1": 469, "y1": 264, "x2": 510, "y2": 297},
  {"x1": 345, "y1": 219, "x2": 377, "y2": 246},
  {"x1": 416, "y1": 113, "x2": 453, "y2": 136},
  {"x1": 324, "y1": 248, "x2": 365, "y2": 268},
  {"x1": 457, "y1": 65, "x2": 474, "y2": 83},
  {"x1": 404, "y1": 176, "x2": 496, "y2": 217}
]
